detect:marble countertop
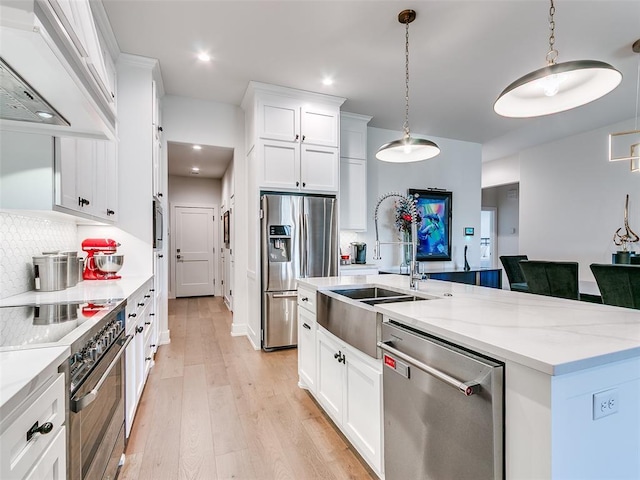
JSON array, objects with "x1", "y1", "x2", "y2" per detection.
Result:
[
  {"x1": 0, "y1": 275, "x2": 152, "y2": 307},
  {"x1": 299, "y1": 274, "x2": 640, "y2": 376},
  {"x1": 0, "y1": 346, "x2": 69, "y2": 419},
  {"x1": 0, "y1": 276, "x2": 152, "y2": 418}
]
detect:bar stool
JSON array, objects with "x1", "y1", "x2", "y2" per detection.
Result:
[
  {"x1": 519, "y1": 260, "x2": 580, "y2": 300},
  {"x1": 499, "y1": 255, "x2": 529, "y2": 292},
  {"x1": 590, "y1": 264, "x2": 640, "y2": 309}
]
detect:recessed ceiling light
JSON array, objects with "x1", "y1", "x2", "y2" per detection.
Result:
[
  {"x1": 36, "y1": 111, "x2": 54, "y2": 119},
  {"x1": 197, "y1": 52, "x2": 211, "y2": 62},
  {"x1": 191, "y1": 167, "x2": 200, "y2": 175},
  {"x1": 322, "y1": 77, "x2": 334, "y2": 86},
  {"x1": 192, "y1": 145, "x2": 202, "y2": 150}
]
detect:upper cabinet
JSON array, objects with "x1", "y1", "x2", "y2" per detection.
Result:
[
  {"x1": 243, "y1": 82, "x2": 345, "y2": 193},
  {"x1": 0, "y1": 0, "x2": 117, "y2": 138},
  {"x1": 339, "y1": 112, "x2": 371, "y2": 231}
]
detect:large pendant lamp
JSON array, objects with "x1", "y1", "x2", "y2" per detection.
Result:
[
  {"x1": 494, "y1": 0, "x2": 622, "y2": 118},
  {"x1": 376, "y1": 9, "x2": 440, "y2": 163}
]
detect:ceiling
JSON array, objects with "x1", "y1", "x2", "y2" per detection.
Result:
[
  {"x1": 167, "y1": 142, "x2": 233, "y2": 178},
  {"x1": 103, "y1": 1, "x2": 640, "y2": 175}
]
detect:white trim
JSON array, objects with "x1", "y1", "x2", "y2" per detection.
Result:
[
  {"x1": 230, "y1": 323, "x2": 247, "y2": 336},
  {"x1": 158, "y1": 330, "x2": 171, "y2": 345}
]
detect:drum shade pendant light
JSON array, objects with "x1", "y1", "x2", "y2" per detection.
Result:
[
  {"x1": 376, "y1": 9, "x2": 440, "y2": 163},
  {"x1": 609, "y1": 40, "x2": 640, "y2": 173},
  {"x1": 494, "y1": 0, "x2": 622, "y2": 118}
]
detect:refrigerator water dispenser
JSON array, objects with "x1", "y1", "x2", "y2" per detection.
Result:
[{"x1": 268, "y1": 225, "x2": 291, "y2": 262}]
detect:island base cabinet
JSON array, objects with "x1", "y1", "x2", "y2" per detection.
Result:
[
  {"x1": 297, "y1": 307, "x2": 317, "y2": 392},
  {"x1": 24, "y1": 427, "x2": 66, "y2": 480},
  {"x1": 315, "y1": 327, "x2": 383, "y2": 476}
]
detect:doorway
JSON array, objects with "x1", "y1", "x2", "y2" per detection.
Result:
[
  {"x1": 173, "y1": 205, "x2": 217, "y2": 297},
  {"x1": 480, "y1": 208, "x2": 497, "y2": 268}
]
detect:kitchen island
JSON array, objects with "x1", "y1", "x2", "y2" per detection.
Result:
[{"x1": 298, "y1": 274, "x2": 640, "y2": 479}]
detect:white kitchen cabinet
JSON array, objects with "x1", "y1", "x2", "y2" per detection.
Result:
[
  {"x1": 55, "y1": 136, "x2": 118, "y2": 222},
  {"x1": 339, "y1": 113, "x2": 371, "y2": 231},
  {"x1": 0, "y1": 373, "x2": 66, "y2": 480},
  {"x1": 152, "y1": 79, "x2": 164, "y2": 200},
  {"x1": 243, "y1": 82, "x2": 345, "y2": 193},
  {"x1": 124, "y1": 279, "x2": 155, "y2": 437},
  {"x1": 315, "y1": 327, "x2": 383, "y2": 475},
  {"x1": 297, "y1": 286, "x2": 317, "y2": 393}
]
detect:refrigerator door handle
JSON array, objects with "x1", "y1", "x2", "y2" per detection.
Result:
[
  {"x1": 304, "y1": 212, "x2": 310, "y2": 277},
  {"x1": 272, "y1": 292, "x2": 298, "y2": 298}
]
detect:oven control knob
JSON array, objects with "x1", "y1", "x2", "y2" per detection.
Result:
[{"x1": 89, "y1": 347, "x2": 98, "y2": 361}]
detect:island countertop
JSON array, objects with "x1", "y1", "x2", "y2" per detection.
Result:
[{"x1": 298, "y1": 274, "x2": 640, "y2": 375}]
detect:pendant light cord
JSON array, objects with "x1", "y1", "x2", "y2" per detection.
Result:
[
  {"x1": 546, "y1": 0, "x2": 558, "y2": 65},
  {"x1": 403, "y1": 17, "x2": 411, "y2": 138}
]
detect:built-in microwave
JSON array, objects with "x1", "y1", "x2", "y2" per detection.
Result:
[{"x1": 153, "y1": 199, "x2": 163, "y2": 250}]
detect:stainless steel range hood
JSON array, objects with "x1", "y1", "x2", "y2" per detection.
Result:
[{"x1": 0, "y1": 56, "x2": 69, "y2": 126}]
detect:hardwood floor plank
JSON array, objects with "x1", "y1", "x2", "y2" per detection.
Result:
[
  {"x1": 207, "y1": 384, "x2": 248, "y2": 455},
  {"x1": 178, "y1": 364, "x2": 217, "y2": 480},
  {"x1": 215, "y1": 449, "x2": 258, "y2": 480}
]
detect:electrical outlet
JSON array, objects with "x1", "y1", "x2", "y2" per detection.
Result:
[{"x1": 593, "y1": 388, "x2": 619, "y2": 420}]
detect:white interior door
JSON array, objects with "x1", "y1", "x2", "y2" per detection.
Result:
[{"x1": 175, "y1": 206, "x2": 216, "y2": 297}]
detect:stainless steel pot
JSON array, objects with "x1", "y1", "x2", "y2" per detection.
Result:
[
  {"x1": 33, "y1": 255, "x2": 68, "y2": 291},
  {"x1": 60, "y1": 250, "x2": 79, "y2": 287}
]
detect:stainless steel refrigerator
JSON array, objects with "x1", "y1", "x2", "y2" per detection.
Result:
[{"x1": 261, "y1": 193, "x2": 337, "y2": 350}]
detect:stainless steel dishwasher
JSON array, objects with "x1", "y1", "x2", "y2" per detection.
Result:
[{"x1": 379, "y1": 321, "x2": 504, "y2": 480}]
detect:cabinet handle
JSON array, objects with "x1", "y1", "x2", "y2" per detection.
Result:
[
  {"x1": 150, "y1": 288, "x2": 155, "y2": 292},
  {"x1": 128, "y1": 313, "x2": 137, "y2": 318},
  {"x1": 145, "y1": 321, "x2": 151, "y2": 325},
  {"x1": 302, "y1": 182, "x2": 306, "y2": 188},
  {"x1": 158, "y1": 126, "x2": 163, "y2": 132},
  {"x1": 149, "y1": 313, "x2": 155, "y2": 316},
  {"x1": 26, "y1": 421, "x2": 53, "y2": 442},
  {"x1": 136, "y1": 325, "x2": 144, "y2": 334},
  {"x1": 78, "y1": 197, "x2": 90, "y2": 207},
  {"x1": 107, "y1": 209, "x2": 115, "y2": 216},
  {"x1": 158, "y1": 192, "x2": 163, "y2": 197},
  {"x1": 158, "y1": 254, "x2": 164, "y2": 258},
  {"x1": 301, "y1": 297, "x2": 309, "y2": 302},
  {"x1": 146, "y1": 357, "x2": 152, "y2": 361},
  {"x1": 302, "y1": 135, "x2": 306, "y2": 142},
  {"x1": 144, "y1": 294, "x2": 151, "y2": 298},
  {"x1": 138, "y1": 302, "x2": 145, "y2": 307},
  {"x1": 334, "y1": 350, "x2": 341, "y2": 360},
  {"x1": 151, "y1": 344, "x2": 156, "y2": 348},
  {"x1": 339, "y1": 352, "x2": 346, "y2": 364},
  {"x1": 294, "y1": 134, "x2": 299, "y2": 141},
  {"x1": 303, "y1": 323, "x2": 311, "y2": 330}
]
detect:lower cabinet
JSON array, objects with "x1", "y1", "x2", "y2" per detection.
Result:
[
  {"x1": 315, "y1": 327, "x2": 383, "y2": 476},
  {"x1": 125, "y1": 279, "x2": 156, "y2": 437},
  {"x1": 297, "y1": 307, "x2": 317, "y2": 392},
  {"x1": 0, "y1": 373, "x2": 66, "y2": 480}
]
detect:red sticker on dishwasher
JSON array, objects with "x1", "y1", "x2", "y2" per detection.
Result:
[{"x1": 384, "y1": 355, "x2": 396, "y2": 369}]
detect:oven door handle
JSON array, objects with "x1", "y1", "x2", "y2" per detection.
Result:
[
  {"x1": 71, "y1": 335, "x2": 132, "y2": 413},
  {"x1": 378, "y1": 340, "x2": 481, "y2": 396}
]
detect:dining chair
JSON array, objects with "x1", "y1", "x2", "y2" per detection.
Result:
[
  {"x1": 499, "y1": 255, "x2": 529, "y2": 292},
  {"x1": 518, "y1": 260, "x2": 580, "y2": 300},
  {"x1": 590, "y1": 264, "x2": 640, "y2": 309}
]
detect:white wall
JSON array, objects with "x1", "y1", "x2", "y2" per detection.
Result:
[
  {"x1": 168, "y1": 175, "x2": 221, "y2": 205},
  {"x1": 161, "y1": 95, "x2": 247, "y2": 334},
  {"x1": 489, "y1": 118, "x2": 639, "y2": 282},
  {"x1": 363, "y1": 127, "x2": 483, "y2": 271},
  {"x1": 482, "y1": 153, "x2": 520, "y2": 188}
]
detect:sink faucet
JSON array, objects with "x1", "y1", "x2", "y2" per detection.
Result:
[{"x1": 373, "y1": 192, "x2": 421, "y2": 290}]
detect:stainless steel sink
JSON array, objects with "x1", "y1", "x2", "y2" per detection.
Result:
[{"x1": 317, "y1": 286, "x2": 436, "y2": 358}]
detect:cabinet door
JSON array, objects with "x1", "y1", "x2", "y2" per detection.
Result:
[
  {"x1": 343, "y1": 348, "x2": 383, "y2": 473},
  {"x1": 259, "y1": 140, "x2": 300, "y2": 190},
  {"x1": 301, "y1": 105, "x2": 339, "y2": 147},
  {"x1": 23, "y1": 427, "x2": 66, "y2": 480},
  {"x1": 298, "y1": 308, "x2": 316, "y2": 392},
  {"x1": 105, "y1": 141, "x2": 118, "y2": 221},
  {"x1": 340, "y1": 116, "x2": 368, "y2": 159},
  {"x1": 316, "y1": 329, "x2": 344, "y2": 422},
  {"x1": 56, "y1": 137, "x2": 95, "y2": 214},
  {"x1": 124, "y1": 331, "x2": 138, "y2": 437},
  {"x1": 300, "y1": 145, "x2": 338, "y2": 192},
  {"x1": 339, "y1": 158, "x2": 367, "y2": 230},
  {"x1": 258, "y1": 96, "x2": 300, "y2": 142},
  {"x1": 93, "y1": 141, "x2": 109, "y2": 220}
]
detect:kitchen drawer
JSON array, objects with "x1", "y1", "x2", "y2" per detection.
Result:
[
  {"x1": 0, "y1": 373, "x2": 65, "y2": 480},
  {"x1": 24, "y1": 426, "x2": 66, "y2": 480},
  {"x1": 298, "y1": 286, "x2": 317, "y2": 314}
]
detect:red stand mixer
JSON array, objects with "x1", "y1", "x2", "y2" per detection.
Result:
[{"x1": 82, "y1": 238, "x2": 124, "y2": 280}]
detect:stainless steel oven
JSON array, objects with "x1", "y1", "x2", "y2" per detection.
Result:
[{"x1": 61, "y1": 303, "x2": 130, "y2": 480}]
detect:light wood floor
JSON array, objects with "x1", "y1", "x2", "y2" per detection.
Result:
[{"x1": 120, "y1": 296, "x2": 377, "y2": 480}]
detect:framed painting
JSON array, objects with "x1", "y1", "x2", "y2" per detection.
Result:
[
  {"x1": 408, "y1": 189, "x2": 453, "y2": 261},
  {"x1": 223, "y1": 210, "x2": 230, "y2": 246}
]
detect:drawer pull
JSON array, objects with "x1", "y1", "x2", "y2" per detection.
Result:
[
  {"x1": 303, "y1": 322, "x2": 311, "y2": 330},
  {"x1": 301, "y1": 297, "x2": 309, "y2": 302},
  {"x1": 26, "y1": 421, "x2": 53, "y2": 442},
  {"x1": 136, "y1": 325, "x2": 144, "y2": 334}
]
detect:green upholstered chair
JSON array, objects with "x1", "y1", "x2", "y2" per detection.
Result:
[
  {"x1": 590, "y1": 264, "x2": 640, "y2": 309},
  {"x1": 499, "y1": 255, "x2": 529, "y2": 292},
  {"x1": 519, "y1": 260, "x2": 580, "y2": 300}
]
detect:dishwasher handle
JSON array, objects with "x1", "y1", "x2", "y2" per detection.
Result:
[{"x1": 378, "y1": 340, "x2": 481, "y2": 396}]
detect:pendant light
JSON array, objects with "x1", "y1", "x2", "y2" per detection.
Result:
[
  {"x1": 494, "y1": 0, "x2": 622, "y2": 118},
  {"x1": 376, "y1": 9, "x2": 440, "y2": 163}
]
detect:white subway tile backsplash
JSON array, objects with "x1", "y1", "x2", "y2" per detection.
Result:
[{"x1": 0, "y1": 212, "x2": 77, "y2": 299}]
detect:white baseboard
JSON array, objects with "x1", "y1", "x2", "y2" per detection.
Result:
[
  {"x1": 158, "y1": 330, "x2": 171, "y2": 345},
  {"x1": 230, "y1": 323, "x2": 247, "y2": 337}
]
